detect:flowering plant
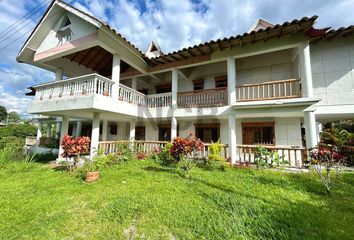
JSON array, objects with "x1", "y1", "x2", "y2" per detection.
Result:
[{"x1": 308, "y1": 146, "x2": 346, "y2": 193}]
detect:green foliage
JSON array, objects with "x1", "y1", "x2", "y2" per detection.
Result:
[
  {"x1": 320, "y1": 128, "x2": 354, "y2": 146},
  {"x1": 116, "y1": 142, "x2": 134, "y2": 162},
  {"x1": 0, "y1": 123, "x2": 36, "y2": 138},
  {"x1": 255, "y1": 146, "x2": 288, "y2": 168},
  {"x1": 150, "y1": 143, "x2": 175, "y2": 166},
  {"x1": 177, "y1": 154, "x2": 195, "y2": 177},
  {"x1": 0, "y1": 106, "x2": 7, "y2": 122},
  {"x1": 33, "y1": 152, "x2": 57, "y2": 163},
  {"x1": 0, "y1": 145, "x2": 17, "y2": 166},
  {"x1": 0, "y1": 136, "x2": 24, "y2": 150},
  {"x1": 7, "y1": 112, "x2": 20, "y2": 123},
  {"x1": 206, "y1": 140, "x2": 228, "y2": 171}
]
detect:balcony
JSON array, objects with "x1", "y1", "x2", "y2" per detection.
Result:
[
  {"x1": 236, "y1": 79, "x2": 301, "y2": 102},
  {"x1": 32, "y1": 74, "x2": 302, "y2": 111}
]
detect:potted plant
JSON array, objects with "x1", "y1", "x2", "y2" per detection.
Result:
[
  {"x1": 84, "y1": 161, "x2": 100, "y2": 183},
  {"x1": 60, "y1": 135, "x2": 90, "y2": 171}
]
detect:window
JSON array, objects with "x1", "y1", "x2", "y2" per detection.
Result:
[
  {"x1": 109, "y1": 123, "x2": 117, "y2": 135},
  {"x1": 155, "y1": 83, "x2": 171, "y2": 94},
  {"x1": 242, "y1": 122, "x2": 275, "y2": 145},
  {"x1": 215, "y1": 76, "x2": 227, "y2": 88},
  {"x1": 135, "y1": 126, "x2": 145, "y2": 140},
  {"x1": 158, "y1": 124, "x2": 171, "y2": 141},
  {"x1": 59, "y1": 15, "x2": 71, "y2": 29},
  {"x1": 195, "y1": 123, "x2": 220, "y2": 143},
  {"x1": 193, "y1": 79, "x2": 204, "y2": 91}
]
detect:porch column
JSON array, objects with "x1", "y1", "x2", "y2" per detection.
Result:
[
  {"x1": 316, "y1": 122, "x2": 323, "y2": 143},
  {"x1": 129, "y1": 120, "x2": 136, "y2": 141},
  {"x1": 171, "y1": 68, "x2": 178, "y2": 109},
  {"x1": 111, "y1": 54, "x2": 121, "y2": 99},
  {"x1": 58, "y1": 116, "x2": 69, "y2": 159},
  {"x1": 171, "y1": 117, "x2": 177, "y2": 140},
  {"x1": 55, "y1": 68, "x2": 64, "y2": 81},
  {"x1": 90, "y1": 113, "x2": 100, "y2": 158},
  {"x1": 228, "y1": 114, "x2": 237, "y2": 164},
  {"x1": 227, "y1": 57, "x2": 236, "y2": 105},
  {"x1": 46, "y1": 123, "x2": 52, "y2": 138},
  {"x1": 55, "y1": 120, "x2": 61, "y2": 139},
  {"x1": 36, "y1": 121, "x2": 43, "y2": 146},
  {"x1": 75, "y1": 121, "x2": 82, "y2": 137},
  {"x1": 132, "y1": 77, "x2": 137, "y2": 90},
  {"x1": 102, "y1": 120, "x2": 108, "y2": 141},
  {"x1": 298, "y1": 42, "x2": 313, "y2": 98},
  {"x1": 304, "y1": 111, "x2": 317, "y2": 148}
]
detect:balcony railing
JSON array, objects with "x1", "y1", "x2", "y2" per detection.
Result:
[
  {"x1": 146, "y1": 93, "x2": 172, "y2": 108},
  {"x1": 177, "y1": 88, "x2": 227, "y2": 108},
  {"x1": 34, "y1": 74, "x2": 114, "y2": 101},
  {"x1": 236, "y1": 79, "x2": 301, "y2": 102},
  {"x1": 119, "y1": 84, "x2": 146, "y2": 106}
]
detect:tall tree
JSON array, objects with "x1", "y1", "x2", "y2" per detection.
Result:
[
  {"x1": 8, "y1": 112, "x2": 21, "y2": 123},
  {"x1": 0, "y1": 106, "x2": 7, "y2": 122}
]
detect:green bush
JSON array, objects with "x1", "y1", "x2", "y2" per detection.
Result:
[
  {"x1": 206, "y1": 140, "x2": 228, "y2": 171},
  {"x1": 0, "y1": 123, "x2": 36, "y2": 138},
  {"x1": 33, "y1": 152, "x2": 57, "y2": 163},
  {"x1": 151, "y1": 143, "x2": 175, "y2": 166},
  {"x1": 0, "y1": 136, "x2": 24, "y2": 150}
]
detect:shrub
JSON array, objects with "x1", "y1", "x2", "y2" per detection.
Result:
[
  {"x1": 151, "y1": 143, "x2": 175, "y2": 166},
  {"x1": 169, "y1": 136, "x2": 204, "y2": 162},
  {"x1": 0, "y1": 123, "x2": 36, "y2": 138},
  {"x1": 33, "y1": 152, "x2": 58, "y2": 163},
  {"x1": 308, "y1": 146, "x2": 346, "y2": 193},
  {"x1": 254, "y1": 146, "x2": 287, "y2": 168},
  {"x1": 136, "y1": 151, "x2": 147, "y2": 160},
  {"x1": 60, "y1": 135, "x2": 90, "y2": 170},
  {"x1": 115, "y1": 142, "x2": 134, "y2": 161},
  {"x1": 0, "y1": 136, "x2": 24, "y2": 151},
  {"x1": 206, "y1": 140, "x2": 228, "y2": 171},
  {"x1": 320, "y1": 128, "x2": 354, "y2": 146}
]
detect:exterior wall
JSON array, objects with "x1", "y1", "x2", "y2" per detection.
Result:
[
  {"x1": 311, "y1": 36, "x2": 354, "y2": 107},
  {"x1": 37, "y1": 12, "x2": 97, "y2": 53}
]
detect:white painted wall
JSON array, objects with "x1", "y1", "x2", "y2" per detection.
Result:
[
  {"x1": 37, "y1": 12, "x2": 97, "y2": 53},
  {"x1": 311, "y1": 36, "x2": 354, "y2": 107}
]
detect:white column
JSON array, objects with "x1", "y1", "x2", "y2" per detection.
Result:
[
  {"x1": 227, "y1": 57, "x2": 236, "y2": 105},
  {"x1": 102, "y1": 120, "x2": 108, "y2": 141},
  {"x1": 90, "y1": 113, "x2": 100, "y2": 158},
  {"x1": 132, "y1": 77, "x2": 137, "y2": 90},
  {"x1": 55, "y1": 120, "x2": 61, "y2": 139},
  {"x1": 46, "y1": 124, "x2": 52, "y2": 138},
  {"x1": 75, "y1": 121, "x2": 82, "y2": 137},
  {"x1": 55, "y1": 68, "x2": 64, "y2": 81},
  {"x1": 129, "y1": 120, "x2": 136, "y2": 141},
  {"x1": 299, "y1": 42, "x2": 313, "y2": 98},
  {"x1": 112, "y1": 54, "x2": 121, "y2": 99},
  {"x1": 36, "y1": 122, "x2": 43, "y2": 146},
  {"x1": 316, "y1": 122, "x2": 323, "y2": 143},
  {"x1": 58, "y1": 116, "x2": 69, "y2": 159},
  {"x1": 171, "y1": 116, "x2": 177, "y2": 140},
  {"x1": 171, "y1": 69, "x2": 178, "y2": 109},
  {"x1": 304, "y1": 111, "x2": 317, "y2": 148},
  {"x1": 228, "y1": 114, "x2": 237, "y2": 164}
]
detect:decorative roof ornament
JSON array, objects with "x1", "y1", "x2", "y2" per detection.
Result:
[
  {"x1": 248, "y1": 18, "x2": 274, "y2": 33},
  {"x1": 145, "y1": 41, "x2": 163, "y2": 59}
]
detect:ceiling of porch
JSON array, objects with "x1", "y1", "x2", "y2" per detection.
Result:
[{"x1": 64, "y1": 46, "x2": 131, "y2": 77}]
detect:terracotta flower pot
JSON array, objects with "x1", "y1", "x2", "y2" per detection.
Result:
[{"x1": 86, "y1": 171, "x2": 100, "y2": 183}]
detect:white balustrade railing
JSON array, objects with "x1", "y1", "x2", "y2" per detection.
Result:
[
  {"x1": 236, "y1": 79, "x2": 301, "y2": 102},
  {"x1": 177, "y1": 88, "x2": 228, "y2": 108},
  {"x1": 118, "y1": 84, "x2": 146, "y2": 106},
  {"x1": 146, "y1": 93, "x2": 172, "y2": 108},
  {"x1": 34, "y1": 74, "x2": 114, "y2": 101}
]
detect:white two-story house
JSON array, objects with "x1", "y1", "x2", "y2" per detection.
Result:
[{"x1": 17, "y1": 0, "x2": 354, "y2": 164}]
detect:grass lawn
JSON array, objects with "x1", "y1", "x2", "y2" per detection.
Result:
[{"x1": 0, "y1": 160, "x2": 353, "y2": 240}]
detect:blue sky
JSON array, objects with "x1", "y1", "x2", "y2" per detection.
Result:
[{"x1": 0, "y1": 0, "x2": 354, "y2": 117}]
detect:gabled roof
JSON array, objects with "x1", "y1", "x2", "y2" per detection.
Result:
[
  {"x1": 17, "y1": 0, "x2": 143, "y2": 62},
  {"x1": 145, "y1": 41, "x2": 163, "y2": 58}
]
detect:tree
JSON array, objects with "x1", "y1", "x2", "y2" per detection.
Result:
[
  {"x1": 7, "y1": 112, "x2": 21, "y2": 123},
  {"x1": 0, "y1": 106, "x2": 7, "y2": 122},
  {"x1": 8, "y1": 112, "x2": 21, "y2": 123}
]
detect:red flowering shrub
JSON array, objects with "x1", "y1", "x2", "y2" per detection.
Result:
[
  {"x1": 169, "y1": 136, "x2": 204, "y2": 162},
  {"x1": 136, "y1": 151, "x2": 147, "y2": 160},
  {"x1": 308, "y1": 146, "x2": 346, "y2": 193},
  {"x1": 60, "y1": 135, "x2": 90, "y2": 159}
]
